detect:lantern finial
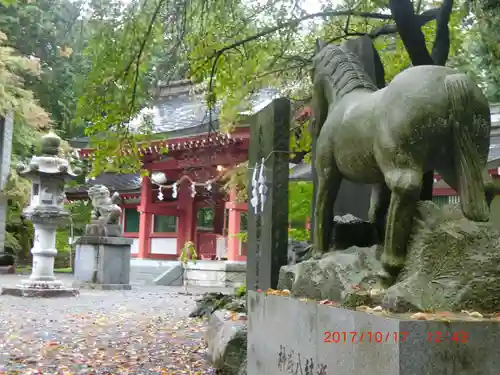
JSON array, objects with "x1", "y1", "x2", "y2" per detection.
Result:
[{"x1": 40, "y1": 132, "x2": 61, "y2": 156}]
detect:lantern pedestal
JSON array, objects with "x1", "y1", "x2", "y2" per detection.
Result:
[{"x1": 1, "y1": 207, "x2": 79, "y2": 297}]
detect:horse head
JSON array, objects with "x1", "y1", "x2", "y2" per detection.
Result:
[{"x1": 311, "y1": 38, "x2": 329, "y2": 83}]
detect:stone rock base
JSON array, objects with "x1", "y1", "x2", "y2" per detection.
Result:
[
  {"x1": 279, "y1": 244, "x2": 386, "y2": 303},
  {"x1": 190, "y1": 292, "x2": 246, "y2": 318},
  {"x1": 279, "y1": 202, "x2": 500, "y2": 313},
  {"x1": 205, "y1": 310, "x2": 247, "y2": 375},
  {"x1": 73, "y1": 282, "x2": 131, "y2": 290},
  {"x1": 1, "y1": 287, "x2": 79, "y2": 297}
]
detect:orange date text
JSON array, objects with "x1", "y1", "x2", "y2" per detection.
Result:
[
  {"x1": 427, "y1": 331, "x2": 468, "y2": 343},
  {"x1": 323, "y1": 331, "x2": 408, "y2": 344}
]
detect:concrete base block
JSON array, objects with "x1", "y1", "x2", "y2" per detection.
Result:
[
  {"x1": 185, "y1": 261, "x2": 246, "y2": 288},
  {"x1": 205, "y1": 309, "x2": 247, "y2": 375},
  {"x1": 1, "y1": 287, "x2": 79, "y2": 297},
  {"x1": 153, "y1": 261, "x2": 183, "y2": 286},
  {"x1": 247, "y1": 291, "x2": 500, "y2": 375},
  {"x1": 74, "y1": 236, "x2": 132, "y2": 287},
  {"x1": 73, "y1": 282, "x2": 132, "y2": 291}
]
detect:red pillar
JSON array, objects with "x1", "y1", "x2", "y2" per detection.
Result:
[
  {"x1": 137, "y1": 175, "x2": 153, "y2": 259},
  {"x1": 177, "y1": 181, "x2": 196, "y2": 255},
  {"x1": 226, "y1": 188, "x2": 246, "y2": 261}
]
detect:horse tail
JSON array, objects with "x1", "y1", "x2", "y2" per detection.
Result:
[{"x1": 444, "y1": 73, "x2": 489, "y2": 221}]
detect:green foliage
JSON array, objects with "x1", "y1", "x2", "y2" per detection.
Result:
[
  {"x1": 288, "y1": 181, "x2": 312, "y2": 241},
  {"x1": 0, "y1": 0, "x2": 90, "y2": 136},
  {"x1": 179, "y1": 240, "x2": 198, "y2": 265},
  {"x1": 232, "y1": 231, "x2": 248, "y2": 244},
  {"x1": 0, "y1": 31, "x2": 51, "y2": 129},
  {"x1": 0, "y1": 0, "x2": 94, "y2": 263},
  {"x1": 76, "y1": 0, "x2": 170, "y2": 176},
  {"x1": 235, "y1": 284, "x2": 246, "y2": 297},
  {"x1": 221, "y1": 162, "x2": 249, "y2": 202},
  {"x1": 289, "y1": 182, "x2": 313, "y2": 222},
  {"x1": 75, "y1": 0, "x2": 475, "y2": 177},
  {"x1": 460, "y1": 1, "x2": 500, "y2": 101}
]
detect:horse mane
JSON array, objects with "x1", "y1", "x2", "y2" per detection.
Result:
[{"x1": 312, "y1": 44, "x2": 378, "y2": 100}]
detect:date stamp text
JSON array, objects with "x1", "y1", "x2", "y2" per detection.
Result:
[
  {"x1": 324, "y1": 331, "x2": 469, "y2": 344},
  {"x1": 324, "y1": 331, "x2": 408, "y2": 343}
]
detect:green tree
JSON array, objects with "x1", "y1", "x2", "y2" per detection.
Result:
[
  {"x1": 460, "y1": 1, "x2": 500, "y2": 101},
  {"x1": 0, "y1": 0, "x2": 90, "y2": 137},
  {"x1": 0, "y1": 26, "x2": 52, "y2": 259},
  {"x1": 77, "y1": 0, "x2": 468, "y2": 176}
]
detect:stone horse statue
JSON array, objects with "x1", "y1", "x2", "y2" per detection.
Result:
[{"x1": 311, "y1": 39, "x2": 494, "y2": 278}]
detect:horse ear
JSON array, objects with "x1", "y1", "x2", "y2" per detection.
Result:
[{"x1": 315, "y1": 39, "x2": 326, "y2": 53}]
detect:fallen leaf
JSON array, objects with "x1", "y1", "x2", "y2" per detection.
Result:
[
  {"x1": 410, "y1": 312, "x2": 429, "y2": 320},
  {"x1": 356, "y1": 305, "x2": 371, "y2": 311},
  {"x1": 461, "y1": 310, "x2": 483, "y2": 318}
]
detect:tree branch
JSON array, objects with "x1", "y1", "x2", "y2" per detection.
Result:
[
  {"x1": 206, "y1": 10, "x2": 393, "y2": 65},
  {"x1": 204, "y1": 9, "x2": 394, "y2": 129},
  {"x1": 369, "y1": 8, "x2": 440, "y2": 38},
  {"x1": 388, "y1": 0, "x2": 433, "y2": 65},
  {"x1": 123, "y1": 0, "x2": 166, "y2": 79},
  {"x1": 431, "y1": 0, "x2": 454, "y2": 66}
]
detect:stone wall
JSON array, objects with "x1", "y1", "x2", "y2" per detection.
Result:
[{"x1": 184, "y1": 261, "x2": 246, "y2": 288}]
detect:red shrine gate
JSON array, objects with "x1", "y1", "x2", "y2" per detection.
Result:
[{"x1": 75, "y1": 127, "x2": 250, "y2": 261}]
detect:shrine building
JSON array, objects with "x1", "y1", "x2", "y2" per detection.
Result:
[
  {"x1": 67, "y1": 79, "x2": 500, "y2": 280},
  {"x1": 66, "y1": 81, "x2": 279, "y2": 268}
]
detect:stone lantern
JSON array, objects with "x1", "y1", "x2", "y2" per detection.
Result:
[{"x1": 1, "y1": 133, "x2": 81, "y2": 297}]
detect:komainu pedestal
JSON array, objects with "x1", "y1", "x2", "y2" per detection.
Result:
[
  {"x1": 73, "y1": 235, "x2": 132, "y2": 290},
  {"x1": 73, "y1": 185, "x2": 132, "y2": 290}
]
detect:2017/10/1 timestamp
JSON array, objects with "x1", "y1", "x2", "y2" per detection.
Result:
[{"x1": 427, "y1": 331, "x2": 468, "y2": 343}]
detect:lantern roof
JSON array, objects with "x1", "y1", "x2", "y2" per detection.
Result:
[{"x1": 16, "y1": 133, "x2": 81, "y2": 179}]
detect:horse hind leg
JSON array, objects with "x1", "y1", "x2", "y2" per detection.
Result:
[
  {"x1": 368, "y1": 183, "x2": 391, "y2": 244},
  {"x1": 382, "y1": 168, "x2": 422, "y2": 277},
  {"x1": 313, "y1": 163, "x2": 342, "y2": 257}
]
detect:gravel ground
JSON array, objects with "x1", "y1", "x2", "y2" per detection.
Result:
[{"x1": 0, "y1": 275, "x2": 218, "y2": 375}]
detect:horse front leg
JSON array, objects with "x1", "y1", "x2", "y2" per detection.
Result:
[
  {"x1": 382, "y1": 169, "x2": 422, "y2": 278},
  {"x1": 313, "y1": 165, "x2": 342, "y2": 257}
]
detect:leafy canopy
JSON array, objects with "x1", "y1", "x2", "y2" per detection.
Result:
[{"x1": 78, "y1": 0, "x2": 474, "y2": 177}]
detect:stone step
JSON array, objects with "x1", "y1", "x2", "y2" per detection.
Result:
[{"x1": 129, "y1": 263, "x2": 179, "y2": 285}]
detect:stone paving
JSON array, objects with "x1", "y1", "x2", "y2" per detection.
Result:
[{"x1": 0, "y1": 274, "x2": 222, "y2": 375}]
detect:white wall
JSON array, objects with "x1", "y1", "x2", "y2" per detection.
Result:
[
  {"x1": 130, "y1": 238, "x2": 139, "y2": 255},
  {"x1": 150, "y1": 238, "x2": 177, "y2": 255}
]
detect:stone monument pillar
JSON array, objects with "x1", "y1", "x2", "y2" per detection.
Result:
[
  {"x1": 73, "y1": 185, "x2": 132, "y2": 290},
  {"x1": 1, "y1": 132, "x2": 81, "y2": 297},
  {"x1": 0, "y1": 112, "x2": 15, "y2": 271}
]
